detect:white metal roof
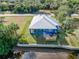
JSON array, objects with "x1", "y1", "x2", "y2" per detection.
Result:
[{"x1": 29, "y1": 14, "x2": 60, "y2": 29}]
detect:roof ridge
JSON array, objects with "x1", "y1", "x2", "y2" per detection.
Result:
[
  {"x1": 43, "y1": 15, "x2": 59, "y2": 26},
  {"x1": 29, "y1": 15, "x2": 43, "y2": 28}
]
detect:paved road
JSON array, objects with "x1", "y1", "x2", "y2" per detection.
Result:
[{"x1": 21, "y1": 52, "x2": 68, "y2": 59}]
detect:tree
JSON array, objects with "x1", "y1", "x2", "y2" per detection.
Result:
[
  {"x1": 56, "y1": 17, "x2": 76, "y2": 45},
  {"x1": 1, "y1": 2, "x2": 9, "y2": 11},
  {"x1": 40, "y1": 0, "x2": 46, "y2": 4},
  {"x1": 56, "y1": 3, "x2": 76, "y2": 45},
  {"x1": 0, "y1": 23, "x2": 19, "y2": 59},
  {"x1": 56, "y1": 5, "x2": 72, "y2": 23},
  {"x1": 69, "y1": 0, "x2": 79, "y2": 4},
  {"x1": 68, "y1": 0, "x2": 79, "y2": 14},
  {"x1": 13, "y1": 3, "x2": 28, "y2": 14},
  {"x1": 13, "y1": 1, "x2": 39, "y2": 14},
  {"x1": 73, "y1": 4, "x2": 79, "y2": 14}
]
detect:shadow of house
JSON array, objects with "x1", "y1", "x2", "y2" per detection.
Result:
[
  {"x1": 29, "y1": 15, "x2": 60, "y2": 44},
  {"x1": 29, "y1": 29, "x2": 46, "y2": 44}
]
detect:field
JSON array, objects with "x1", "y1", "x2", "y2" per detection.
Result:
[
  {"x1": 3, "y1": 16, "x2": 69, "y2": 45},
  {"x1": 3, "y1": 16, "x2": 72, "y2": 45},
  {"x1": 3, "y1": 16, "x2": 58, "y2": 44},
  {"x1": 4, "y1": 16, "x2": 36, "y2": 44}
]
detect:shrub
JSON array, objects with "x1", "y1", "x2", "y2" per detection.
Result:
[
  {"x1": 13, "y1": 3, "x2": 39, "y2": 14},
  {"x1": 0, "y1": 2, "x2": 9, "y2": 11},
  {"x1": 0, "y1": 23, "x2": 19, "y2": 59}
]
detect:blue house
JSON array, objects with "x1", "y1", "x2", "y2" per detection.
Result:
[{"x1": 29, "y1": 15, "x2": 60, "y2": 40}]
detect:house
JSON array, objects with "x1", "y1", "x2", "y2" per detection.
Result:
[{"x1": 29, "y1": 15, "x2": 60, "y2": 40}]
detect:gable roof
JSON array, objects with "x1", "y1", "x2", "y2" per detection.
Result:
[{"x1": 29, "y1": 14, "x2": 60, "y2": 29}]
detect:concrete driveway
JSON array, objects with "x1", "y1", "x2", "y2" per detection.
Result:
[{"x1": 21, "y1": 52, "x2": 68, "y2": 59}]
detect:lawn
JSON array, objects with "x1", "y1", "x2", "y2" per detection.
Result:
[
  {"x1": 3, "y1": 16, "x2": 69, "y2": 45},
  {"x1": 19, "y1": 16, "x2": 37, "y2": 44},
  {"x1": 3, "y1": 16, "x2": 37, "y2": 44}
]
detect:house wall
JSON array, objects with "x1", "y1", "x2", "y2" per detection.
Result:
[
  {"x1": 30, "y1": 29, "x2": 58, "y2": 41},
  {"x1": 30, "y1": 29, "x2": 43, "y2": 35},
  {"x1": 29, "y1": 29, "x2": 58, "y2": 43},
  {"x1": 30, "y1": 29, "x2": 58, "y2": 35}
]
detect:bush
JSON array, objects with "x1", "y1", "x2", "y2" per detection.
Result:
[
  {"x1": 0, "y1": 2, "x2": 9, "y2": 11},
  {"x1": 13, "y1": 3, "x2": 39, "y2": 14},
  {"x1": 0, "y1": 23, "x2": 19, "y2": 59},
  {"x1": 28, "y1": 6, "x2": 39, "y2": 13},
  {"x1": 39, "y1": 3, "x2": 50, "y2": 10},
  {"x1": 13, "y1": 4, "x2": 27, "y2": 14}
]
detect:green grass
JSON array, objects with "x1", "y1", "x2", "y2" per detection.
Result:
[
  {"x1": 3, "y1": 16, "x2": 69, "y2": 45},
  {"x1": 19, "y1": 16, "x2": 68, "y2": 45},
  {"x1": 19, "y1": 16, "x2": 37, "y2": 44},
  {"x1": 66, "y1": 30, "x2": 79, "y2": 47},
  {"x1": 19, "y1": 16, "x2": 59, "y2": 44}
]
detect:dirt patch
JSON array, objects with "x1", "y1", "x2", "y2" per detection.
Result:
[{"x1": 4, "y1": 16, "x2": 26, "y2": 28}]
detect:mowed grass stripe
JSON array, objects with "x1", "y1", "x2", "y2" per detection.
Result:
[{"x1": 20, "y1": 16, "x2": 37, "y2": 44}]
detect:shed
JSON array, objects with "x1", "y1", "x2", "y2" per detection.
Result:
[{"x1": 29, "y1": 15, "x2": 60, "y2": 40}]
